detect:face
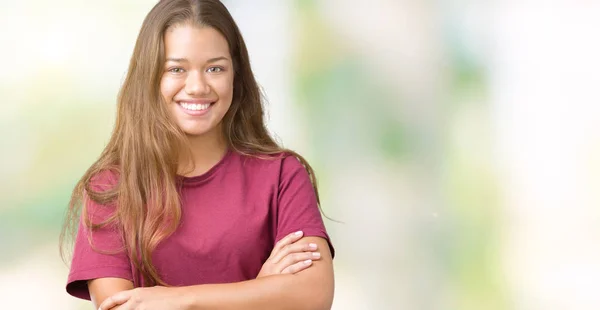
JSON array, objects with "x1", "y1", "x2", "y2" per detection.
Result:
[{"x1": 160, "y1": 25, "x2": 234, "y2": 138}]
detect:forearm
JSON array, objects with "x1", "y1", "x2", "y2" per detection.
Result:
[{"x1": 182, "y1": 274, "x2": 333, "y2": 310}]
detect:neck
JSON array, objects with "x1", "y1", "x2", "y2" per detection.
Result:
[{"x1": 178, "y1": 128, "x2": 228, "y2": 177}]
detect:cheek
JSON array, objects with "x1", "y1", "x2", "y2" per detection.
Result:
[
  {"x1": 215, "y1": 75, "x2": 234, "y2": 102},
  {"x1": 160, "y1": 77, "x2": 181, "y2": 101}
]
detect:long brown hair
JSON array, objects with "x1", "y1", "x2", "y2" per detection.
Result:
[{"x1": 60, "y1": 0, "x2": 322, "y2": 286}]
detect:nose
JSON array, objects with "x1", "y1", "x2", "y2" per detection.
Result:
[{"x1": 185, "y1": 70, "x2": 211, "y2": 96}]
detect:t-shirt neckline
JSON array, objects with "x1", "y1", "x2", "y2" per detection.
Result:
[{"x1": 177, "y1": 148, "x2": 233, "y2": 186}]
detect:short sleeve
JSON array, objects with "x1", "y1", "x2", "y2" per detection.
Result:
[
  {"x1": 275, "y1": 156, "x2": 335, "y2": 258},
  {"x1": 66, "y1": 173, "x2": 133, "y2": 300}
]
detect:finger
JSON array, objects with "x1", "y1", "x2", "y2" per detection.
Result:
[
  {"x1": 276, "y1": 252, "x2": 321, "y2": 273},
  {"x1": 271, "y1": 242, "x2": 318, "y2": 264},
  {"x1": 98, "y1": 290, "x2": 133, "y2": 310},
  {"x1": 269, "y1": 231, "x2": 303, "y2": 259},
  {"x1": 107, "y1": 300, "x2": 134, "y2": 310},
  {"x1": 281, "y1": 259, "x2": 313, "y2": 274}
]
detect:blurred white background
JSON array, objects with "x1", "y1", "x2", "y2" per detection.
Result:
[{"x1": 0, "y1": 0, "x2": 599, "y2": 309}]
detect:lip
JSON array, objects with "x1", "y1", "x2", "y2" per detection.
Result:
[
  {"x1": 176, "y1": 100, "x2": 215, "y2": 117},
  {"x1": 176, "y1": 99, "x2": 216, "y2": 104}
]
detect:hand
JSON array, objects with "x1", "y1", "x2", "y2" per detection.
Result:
[
  {"x1": 257, "y1": 230, "x2": 321, "y2": 278},
  {"x1": 98, "y1": 286, "x2": 187, "y2": 310}
]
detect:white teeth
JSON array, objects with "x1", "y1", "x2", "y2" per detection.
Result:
[{"x1": 180, "y1": 102, "x2": 211, "y2": 111}]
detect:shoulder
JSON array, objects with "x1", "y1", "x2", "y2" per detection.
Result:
[
  {"x1": 233, "y1": 151, "x2": 314, "y2": 194},
  {"x1": 234, "y1": 151, "x2": 306, "y2": 176},
  {"x1": 88, "y1": 168, "x2": 120, "y2": 193},
  {"x1": 83, "y1": 168, "x2": 120, "y2": 219}
]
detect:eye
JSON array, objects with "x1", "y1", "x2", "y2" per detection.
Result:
[
  {"x1": 207, "y1": 66, "x2": 224, "y2": 73},
  {"x1": 168, "y1": 67, "x2": 185, "y2": 74}
]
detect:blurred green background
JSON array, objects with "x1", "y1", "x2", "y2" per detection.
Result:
[{"x1": 1, "y1": 1, "x2": 599, "y2": 309}]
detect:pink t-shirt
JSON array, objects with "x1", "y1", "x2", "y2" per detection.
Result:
[{"x1": 66, "y1": 150, "x2": 334, "y2": 300}]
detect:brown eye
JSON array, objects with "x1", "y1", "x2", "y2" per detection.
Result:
[
  {"x1": 168, "y1": 67, "x2": 185, "y2": 73},
  {"x1": 207, "y1": 67, "x2": 224, "y2": 73}
]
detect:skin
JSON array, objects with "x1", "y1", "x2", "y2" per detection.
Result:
[
  {"x1": 90, "y1": 24, "x2": 334, "y2": 310},
  {"x1": 161, "y1": 24, "x2": 234, "y2": 176},
  {"x1": 161, "y1": 25, "x2": 234, "y2": 138}
]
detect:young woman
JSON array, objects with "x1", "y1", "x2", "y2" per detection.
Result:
[{"x1": 60, "y1": 0, "x2": 334, "y2": 309}]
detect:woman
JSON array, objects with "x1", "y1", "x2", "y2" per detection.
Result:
[{"x1": 60, "y1": 0, "x2": 335, "y2": 309}]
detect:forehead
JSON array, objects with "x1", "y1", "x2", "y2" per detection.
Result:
[{"x1": 163, "y1": 25, "x2": 231, "y2": 60}]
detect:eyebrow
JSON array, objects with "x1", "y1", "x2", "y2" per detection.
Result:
[{"x1": 165, "y1": 56, "x2": 229, "y2": 63}]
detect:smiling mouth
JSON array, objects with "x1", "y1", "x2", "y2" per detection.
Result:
[{"x1": 177, "y1": 101, "x2": 215, "y2": 111}]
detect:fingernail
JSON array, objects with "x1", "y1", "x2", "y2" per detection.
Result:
[
  {"x1": 295, "y1": 231, "x2": 303, "y2": 236},
  {"x1": 304, "y1": 259, "x2": 312, "y2": 265},
  {"x1": 308, "y1": 243, "x2": 317, "y2": 250},
  {"x1": 312, "y1": 252, "x2": 321, "y2": 258}
]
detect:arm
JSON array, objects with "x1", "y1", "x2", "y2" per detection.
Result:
[
  {"x1": 89, "y1": 278, "x2": 134, "y2": 309},
  {"x1": 99, "y1": 236, "x2": 333, "y2": 310},
  {"x1": 66, "y1": 171, "x2": 135, "y2": 302},
  {"x1": 183, "y1": 236, "x2": 334, "y2": 310}
]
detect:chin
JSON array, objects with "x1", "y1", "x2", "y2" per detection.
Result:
[
  {"x1": 183, "y1": 128, "x2": 211, "y2": 136},
  {"x1": 180, "y1": 124, "x2": 220, "y2": 137}
]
